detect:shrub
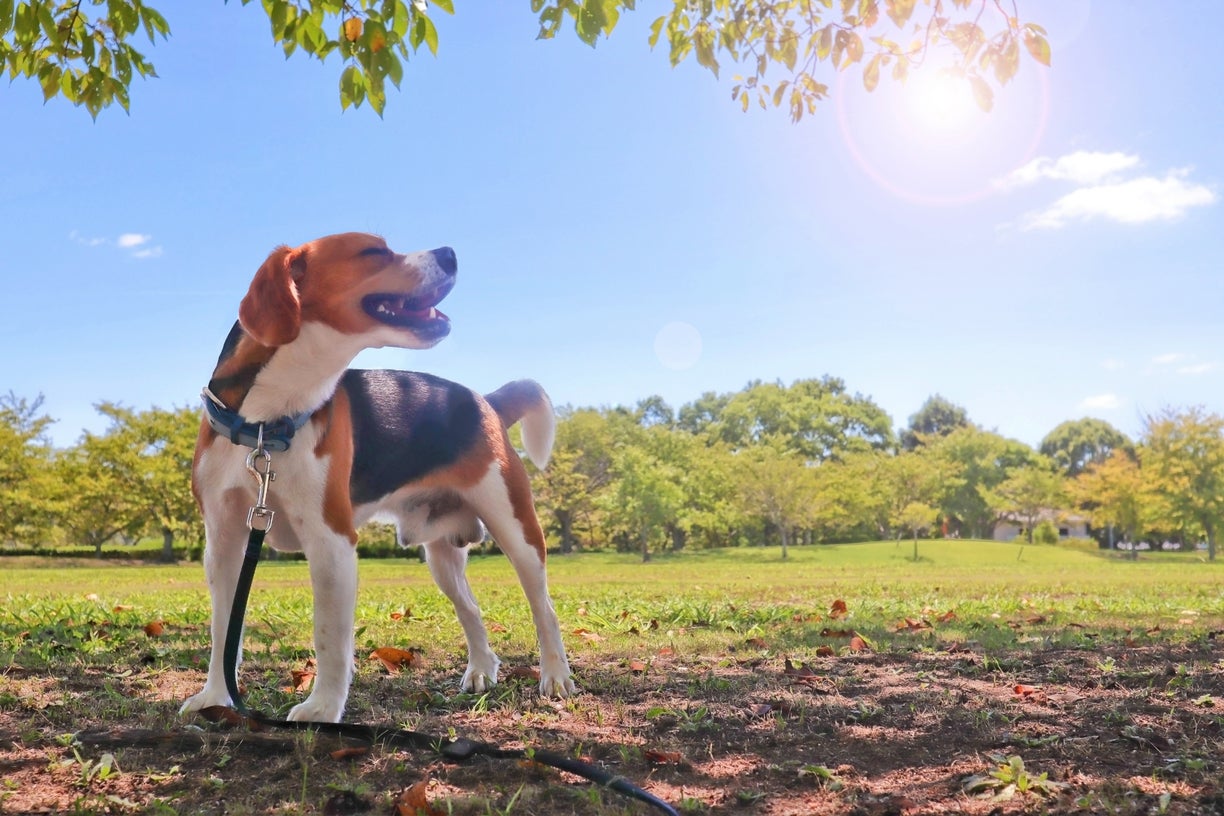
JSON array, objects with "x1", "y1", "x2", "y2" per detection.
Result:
[{"x1": 1033, "y1": 521, "x2": 1060, "y2": 546}]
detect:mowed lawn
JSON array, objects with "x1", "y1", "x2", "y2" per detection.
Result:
[{"x1": 2, "y1": 541, "x2": 1223, "y2": 815}]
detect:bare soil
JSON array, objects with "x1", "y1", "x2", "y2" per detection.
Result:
[{"x1": 2, "y1": 638, "x2": 1222, "y2": 815}]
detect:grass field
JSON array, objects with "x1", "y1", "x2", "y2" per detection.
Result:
[{"x1": 2, "y1": 541, "x2": 1223, "y2": 814}]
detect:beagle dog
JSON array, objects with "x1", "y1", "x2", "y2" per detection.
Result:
[{"x1": 180, "y1": 232, "x2": 575, "y2": 723}]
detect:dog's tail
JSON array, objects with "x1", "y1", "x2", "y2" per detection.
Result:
[{"x1": 485, "y1": 379, "x2": 555, "y2": 470}]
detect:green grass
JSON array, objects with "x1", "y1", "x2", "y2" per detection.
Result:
[
  {"x1": 3, "y1": 540, "x2": 1222, "y2": 676},
  {"x1": 2, "y1": 540, "x2": 1223, "y2": 815}
]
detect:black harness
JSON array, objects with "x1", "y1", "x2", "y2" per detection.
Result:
[{"x1": 210, "y1": 410, "x2": 679, "y2": 815}]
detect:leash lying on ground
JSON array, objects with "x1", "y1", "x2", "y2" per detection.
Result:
[{"x1": 207, "y1": 436, "x2": 679, "y2": 816}]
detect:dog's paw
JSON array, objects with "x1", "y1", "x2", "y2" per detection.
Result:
[
  {"x1": 179, "y1": 687, "x2": 233, "y2": 716},
  {"x1": 538, "y1": 672, "x2": 577, "y2": 699},
  {"x1": 459, "y1": 652, "x2": 500, "y2": 694},
  {"x1": 288, "y1": 696, "x2": 345, "y2": 724}
]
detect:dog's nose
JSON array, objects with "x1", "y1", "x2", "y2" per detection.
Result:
[{"x1": 432, "y1": 246, "x2": 457, "y2": 277}]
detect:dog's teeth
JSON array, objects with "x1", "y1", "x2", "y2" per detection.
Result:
[{"x1": 428, "y1": 307, "x2": 437, "y2": 319}]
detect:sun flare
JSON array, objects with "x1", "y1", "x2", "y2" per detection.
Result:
[{"x1": 904, "y1": 70, "x2": 980, "y2": 137}]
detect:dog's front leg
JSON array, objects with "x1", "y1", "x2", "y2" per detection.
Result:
[
  {"x1": 180, "y1": 511, "x2": 251, "y2": 715},
  {"x1": 288, "y1": 536, "x2": 358, "y2": 723}
]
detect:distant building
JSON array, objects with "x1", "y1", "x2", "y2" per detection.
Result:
[{"x1": 992, "y1": 509, "x2": 1090, "y2": 542}]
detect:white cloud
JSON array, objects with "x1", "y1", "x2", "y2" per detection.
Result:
[
  {"x1": 1102, "y1": 358, "x2": 1125, "y2": 372},
  {"x1": 1176, "y1": 362, "x2": 1216, "y2": 376},
  {"x1": 1019, "y1": 170, "x2": 1216, "y2": 230},
  {"x1": 996, "y1": 151, "x2": 1217, "y2": 231},
  {"x1": 69, "y1": 230, "x2": 163, "y2": 259},
  {"x1": 997, "y1": 150, "x2": 1140, "y2": 190},
  {"x1": 1152, "y1": 352, "x2": 1185, "y2": 365},
  {"x1": 69, "y1": 230, "x2": 108, "y2": 247},
  {"x1": 117, "y1": 233, "x2": 151, "y2": 248},
  {"x1": 1079, "y1": 393, "x2": 1121, "y2": 411}
]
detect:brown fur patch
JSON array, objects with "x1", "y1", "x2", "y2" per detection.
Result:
[
  {"x1": 190, "y1": 418, "x2": 216, "y2": 511},
  {"x1": 239, "y1": 246, "x2": 302, "y2": 347},
  {"x1": 314, "y1": 393, "x2": 358, "y2": 545}
]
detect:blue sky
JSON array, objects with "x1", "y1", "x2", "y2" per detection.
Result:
[{"x1": 2, "y1": 1, "x2": 1221, "y2": 450}]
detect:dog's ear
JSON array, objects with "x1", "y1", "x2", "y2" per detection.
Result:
[{"x1": 239, "y1": 245, "x2": 303, "y2": 347}]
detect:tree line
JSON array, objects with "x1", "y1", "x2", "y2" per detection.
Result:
[{"x1": 2, "y1": 378, "x2": 1221, "y2": 562}]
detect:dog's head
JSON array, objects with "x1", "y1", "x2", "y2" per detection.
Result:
[{"x1": 238, "y1": 232, "x2": 455, "y2": 350}]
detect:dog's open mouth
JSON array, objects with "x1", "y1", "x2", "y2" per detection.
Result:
[{"x1": 362, "y1": 279, "x2": 454, "y2": 333}]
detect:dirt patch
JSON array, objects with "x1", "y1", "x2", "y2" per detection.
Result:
[{"x1": 2, "y1": 639, "x2": 1222, "y2": 815}]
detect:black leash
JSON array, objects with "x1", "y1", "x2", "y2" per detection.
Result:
[{"x1": 213, "y1": 437, "x2": 679, "y2": 816}]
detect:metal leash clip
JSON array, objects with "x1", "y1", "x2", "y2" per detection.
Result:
[{"x1": 245, "y1": 423, "x2": 276, "y2": 532}]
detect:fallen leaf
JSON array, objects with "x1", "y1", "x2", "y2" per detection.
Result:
[
  {"x1": 503, "y1": 666, "x2": 541, "y2": 681},
  {"x1": 895, "y1": 617, "x2": 932, "y2": 632},
  {"x1": 628, "y1": 659, "x2": 648, "y2": 673},
  {"x1": 198, "y1": 705, "x2": 247, "y2": 727},
  {"x1": 1013, "y1": 683, "x2": 1043, "y2": 697},
  {"x1": 143, "y1": 620, "x2": 165, "y2": 637},
  {"x1": 113, "y1": 604, "x2": 134, "y2": 612},
  {"x1": 488, "y1": 622, "x2": 508, "y2": 633},
  {"x1": 938, "y1": 609, "x2": 957, "y2": 623},
  {"x1": 389, "y1": 609, "x2": 411, "y2": 621},
  {"x1": 85, "y1": 593, "x2": 100, "y2": 602},
  {"x1": 1025, "y1": 615, "x2": 1047, "y2": 625},
  {"x1": 749, "y1": 703, "x2": 774, "y2": 718},
  {"x1": 329, "y1": 746, "x2": 369, "y2": 761},
  {"x1": 572, "y1": 628, "x2": 604, "y2": 643},
  {"x1": 644, "y1": 749, "x2": 685, "y2": 765},
  {"x1": 394, "y1": 781, "x2": 444, "y2": 816},
  {"x1": 814, "y1": 645, "x2": 835, "y2": 657},
  {"x1": 657, "y1": 646, "x2": 674, "y2": 657},
  {"x1": 820, "y1": 628, "x2": 855, "y2": 639},
  {"x1": 745, "y1": 636, "x2": 768, "y2": 649},
  {"x1": 829, "y1": 599, "x2": 849, "y2": 619},
  {"x1": 289, "y1": 668, "x2": 315, "y2": 693},
  {"x1": 848, "y1": 636, "x2": 870, "y2": 652},
  {"x1": 369, "y1": 647, "x2": 417, "y2": 673}
]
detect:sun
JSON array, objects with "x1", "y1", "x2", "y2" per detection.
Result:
[{"x1": 903, "y1": 69, "x2": 981, "y2": 139}]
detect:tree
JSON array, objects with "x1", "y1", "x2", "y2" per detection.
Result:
[
  {"x1": 927, "y1": 425, "x2": 1036, "y2": 538},
  {"x1": 4, "y1": 1, "x2": 1048, "y2": 118},
  {"x1": 1039, "y1": 418, "x2": 1133, "y2": 478},
  {"x1": 734, "y1": 444, "x2": 819, "y2": 559},
  {"x1": 0, "y1": 392, "x2": 57, "y2": 547},
  {"x1": 531, "y1": 407, "x2": 624, "y2": 552},
  {"x1": 53, "y1": 435, "x2": 144, "y2": 555},
  {"x1": 900, "y1": 394, "x2": 970, "y2": 451},
  {"x1": 983, "y1": 460, "x2": 1065, "y2": 545},
  {"x1": 86, "y1": 403, "x2": 202, "y2": 562},
  {"x1": 713, "y1": 377, "x2": 894, "y2": 462},
  {"x1": 606, "y1": 427, "x2": 685, "y2": 562},
  {"x1": 1141, "y1": 407, "x2": 1224, "y2": 561},
  {"x1": 1071, "y1": 450, "x2": 1153, "y2": 558}
]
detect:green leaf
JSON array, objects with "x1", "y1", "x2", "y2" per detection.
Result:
[
  {"x1": 1022, "y1": 29, "x2": 1051, "y2": 66},
  {"x1": 0, "y1": 0, "x2": 14, "y2": 37},
  {"x1": 862, "y1": 53, "x2": 880, "y2": 92},
  {"x1": 431, "y1": 0, "x2": 455, "y2": 13},
  {"x1": 37, "y1": 63, "x2": 61, "y2": 102},
  {"x1": 885, "y1": 0, "x2": 915, "y2": 28},
  {"x1": 647, "y1": 15, "x2": 664, "y2": 49},
  {"x1": 339, "y1": 63, "x2": 362, "y2": 110},
  {"x1": 420, "y1": 13, "x2": 438, "y2": 55},
  {"x1": 968, "y1": 74, "x2": 993, "y2": 112}
]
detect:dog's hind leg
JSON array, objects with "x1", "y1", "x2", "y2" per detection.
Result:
[
  {"x1": 467, "y1": 462, "x2": 575, "y2": 698},
  {"x1": 423, "y1": 538, "x2": 501, "y2": 693}
]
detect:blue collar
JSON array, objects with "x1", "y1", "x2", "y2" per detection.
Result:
[{"x1": 202, "y1": 388, "x2": 312, "y2": 453}]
